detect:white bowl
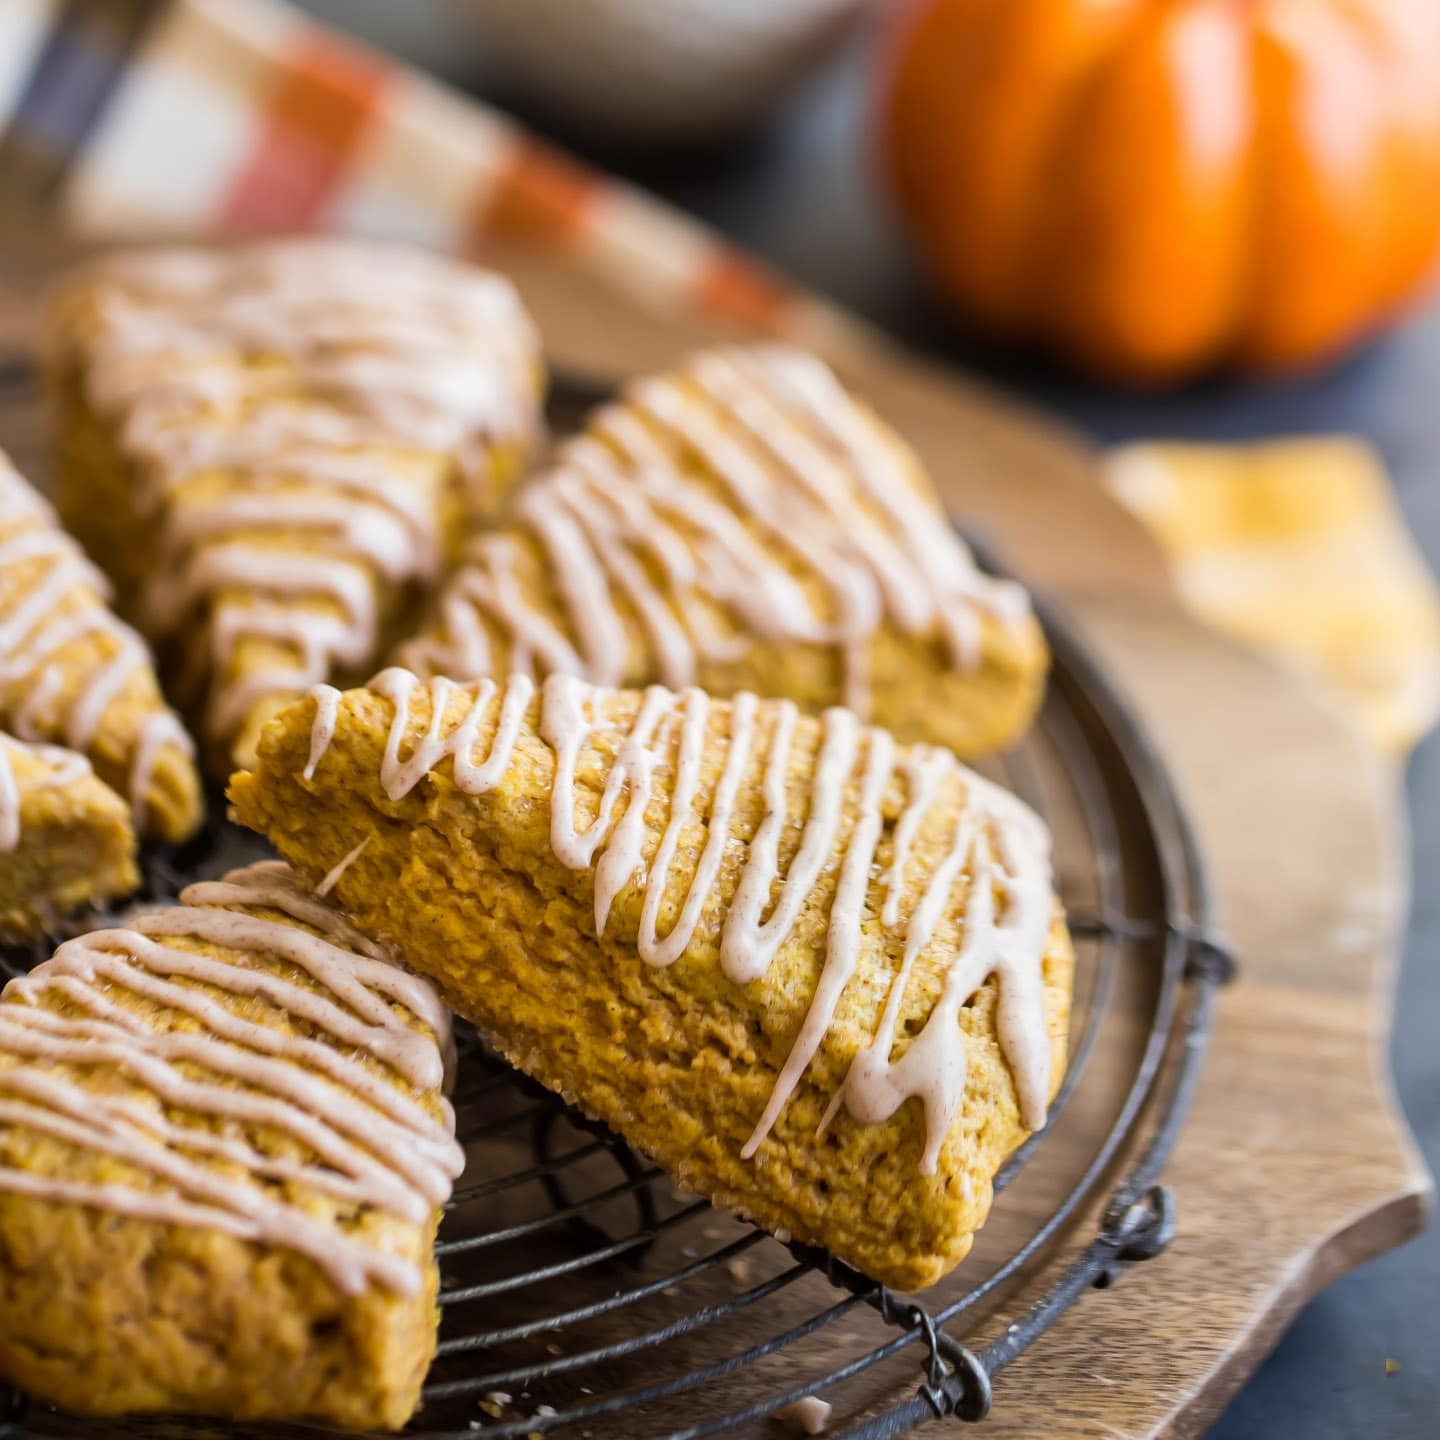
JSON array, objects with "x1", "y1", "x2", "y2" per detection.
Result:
[{"x1": 462, "y1": 0, "x2": 869, "y2": 142}]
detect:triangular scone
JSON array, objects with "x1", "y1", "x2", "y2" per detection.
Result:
[
  {"x1": 398, "y1": 344, "x2": 1048, "y2": 759},
  {"x1": 0, "y1": 734, "x2": 137, "y2": 939},
  {"x1": 0, "y1": 456, "x2": 200, "y2": 841},
  {"x1": 232, "y1": 671, "x2": 1073, "y2": 1290},
  {"x1": 45, "y1": 239, "x2": 545, "y2": 773},
  {"x1": 0, "y1": 861, "x2": 463, "y2": 1429}
]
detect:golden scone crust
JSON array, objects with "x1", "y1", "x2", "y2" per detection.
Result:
[
  {"x1": 0, "y1": 1198, "x2": 440, "y2": 1428},
  {"x1": 0, "y1": 862, "x2": 462, "y2": 1428},
  {"x1": 0, "y1": 455, "x2": 200, "y2": 843},
  {"x1": 0, "y1": 735, "x2": 137, "y2": 939},
  {"x1": 233, "y1": 676, "x2": 1072, "y2": 1291},
  {"x1": 44, "y1": 239, "x2": 545, "y2": 775},
  {"x1": 399, "y1": 343, "x2": 1048, "y2": 760}
]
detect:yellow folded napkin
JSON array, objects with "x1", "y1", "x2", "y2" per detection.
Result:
[{"x1": 1107, "y1": 438, "x2": 1440, "y2": 754}]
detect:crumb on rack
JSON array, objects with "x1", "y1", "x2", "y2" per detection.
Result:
[
  {"x1": 480, "y1": 1389, "x2": 512, "y2": 1418},
  {"x1": 777, "y1": 1396, "x2": 832, "y2": 1435}
]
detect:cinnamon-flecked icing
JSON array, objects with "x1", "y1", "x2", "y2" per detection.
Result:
[
  {"x1": 69, "y1": 240, "x2": 541, "y2": 748},
  {"x1": 308, "y1": 669, "x2": 1055, "y2": 1171},
  {"x1": 0, "y1": 735, "x2": 93, "y2": 852},
  {"x1": 0, "y1": 460, "x2": 191, "y2": 826},
  {"x1": 0, "y1": 862, "x2": 464, "y2": 1295},
  {"x1": 399, "y1": 344, "x2": 1030, "y2": 717}
]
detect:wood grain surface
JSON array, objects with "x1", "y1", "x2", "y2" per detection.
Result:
[{"x1": 0, "y1": 224, "x2": 1428, "y2": 1440}]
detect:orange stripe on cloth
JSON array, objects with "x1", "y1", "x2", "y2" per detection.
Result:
[
  {"x1": 218, "y1": 32, "x2": 390, "y2": 231},
  {"x1": 694, "y1": 249, "x2": 794, "y2": 331},
  {"x1": 469, "y1": 140, "x2": 599, "y2": 248}
]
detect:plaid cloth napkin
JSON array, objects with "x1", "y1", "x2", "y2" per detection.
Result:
[{"x1": 3, "y1": 0, "x2": 1437, "y2": 752}]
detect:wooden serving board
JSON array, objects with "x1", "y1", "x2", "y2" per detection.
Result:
[{"x1": 0, "y1": 226, "x2": 1429, "y2": 1439}]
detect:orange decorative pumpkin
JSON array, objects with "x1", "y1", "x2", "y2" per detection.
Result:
[{"x1": 880, "y1": 0, "x2": 1440, "y2": 381}]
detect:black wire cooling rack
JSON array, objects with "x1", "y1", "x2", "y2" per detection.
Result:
[{"x1": 0, "y1": 370, "x2": 1234, "y2": 1440}]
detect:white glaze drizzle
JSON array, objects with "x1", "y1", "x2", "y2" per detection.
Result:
[
  {"x1": 304, "y1": 683, "x2": 341, "y2": 780},
  {"x1": 739, "y1": 721, "x2": 895, "y2": 1159},
  {"x1": 365, "y1": 667, "x2": 535, "y2": 804},
  {"x1": 636, "y1": 688, "x2": 757, "y2": 969},
  {"x1": 400, "y1": 344, "x2": 1029, "y2": 716},
  {"x1": 317, "y1": 836, "x2": 371, "y2": 898},
  {"x1": 820, "y1": 764, "x2": 1054, "y2": 1167},
  {"x1": 0, "y1": 861, "x2": 463, "y2": 1294},
  {"x1": 304, "y1": 671, "x2": 1055, "y2": 1171},
  {"x1": 71, "y1": 240, "x2": 541, "y2": 748},
  {"x1": 0, "y1": 461, "x2": 191, "y2": 824},
  {"x1": 0, "y1": 735, "x2": 93, "y2": 852}
]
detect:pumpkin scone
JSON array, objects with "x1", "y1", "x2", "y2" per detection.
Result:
[
  {"x1": 0, "y1": 734, "x2": 137, "y2": 940},
  {"x1": 0, "y1": 455, "x2": 200, "y2": 841},
  {"x1": 232, "y1": 670, "x2": 1072, "y2": 1290},
  {"x1": 0, "y1": 861, "x2": 463, "y2": 1428},
  {"x1": 45, "y1": 238, "x2": 545, "y2": 773},
  {"x1": 397, "y1": 343, "x2": 1048, "y2": 759}
]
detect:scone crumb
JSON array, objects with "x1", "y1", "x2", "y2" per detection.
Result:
[
  {"x1": 777, "y1": 1396, "x2": 832, "y2": 1434},
  {"x1": 480, "y1": 1389, "x2": 512, "y2": 1418}
]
